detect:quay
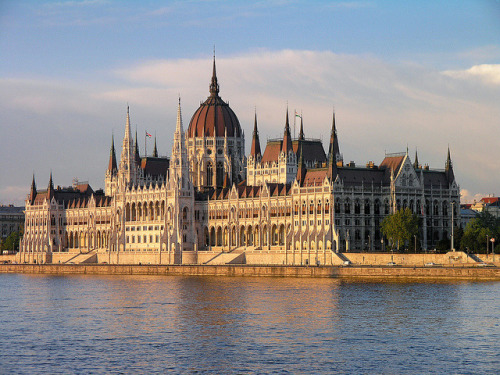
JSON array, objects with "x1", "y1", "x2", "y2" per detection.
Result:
[{"x1": 1, "y1": 263, "x2": 499, "y2": 281}]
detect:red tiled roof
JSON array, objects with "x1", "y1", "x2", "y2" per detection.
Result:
[
  {"x1": 481, "y1": 197, "x2": 499, "y2": 204},
  {"x1": 303, "y1": 169, "x2": 328, "y2": 187},
  {"x1": 261, "y1": 141, "x2": 282, "y2": 164},
  {"x1": 379, "y1": 155, "x2": 405, "y2": 173}
]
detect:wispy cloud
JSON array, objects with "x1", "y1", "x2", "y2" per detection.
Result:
[{"x1": 1, "y1": 50, "x2": 499, "y2": 204}]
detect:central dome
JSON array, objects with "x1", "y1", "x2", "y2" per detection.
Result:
[{"x1": 187, "y1": 58, "x2": 242, "y2": 138}]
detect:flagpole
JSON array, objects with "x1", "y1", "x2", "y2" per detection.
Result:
[
  {"x1": 145, "y1": 132, "x2": 147, "y2": 158},
  {"x1": 293, "y1": 109, "x2": 296, "y2": 139}
]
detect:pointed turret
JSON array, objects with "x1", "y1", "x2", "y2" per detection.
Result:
[
  {"x1": 47, "y1": 172, "x2": 54, "y2": 200},
  {"x1": 298, "y1": 114, "x2": 305, "y2": 141},
  {"x1": 29, "y1": 174, "x2": 37, "y2": 204},
  {"x1": 281, "y1": 108, "x2": 292, "y2": 154},
  {"x1": 250, "y1": 111, "x2": 261, "y2": 157},
  {"x1": 328, "y1": 110, "x2": 340, "y2": 165},
  {"x1": 445, "y1": 146, "x2": 455, "y2": 184},
  {"x1": 296, "y1": 142, "x2": 307, "y2": 186},
  {"x1": 153, "y1": 136, "x2": 158, "y2": 157},
  {"x1": 209, "y1": 51, "x2": 220, "y2": 97},
  {"x1": 134, "y1": 129, "x2": 141, "y2": 164},
  {"x1": 414, "y1": 149, "x2": 419, "y2": 169},
  {"x1": 118, "y1": 105, "x2": 138, "y2": 186},
  {"x1": 108, "y1": 135, "x2": 118, "y2": 174},
  {"x1": 169, "y1": 97, "x2": 190, "y2": 185}
]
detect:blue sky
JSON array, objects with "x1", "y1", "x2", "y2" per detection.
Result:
[{"x1": 1, "y1": 0, "x2": 500, "y2": 205}]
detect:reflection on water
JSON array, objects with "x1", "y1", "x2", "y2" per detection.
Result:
[{"x1": 0, "y1": 274, "x2": 498, "y2": 374}]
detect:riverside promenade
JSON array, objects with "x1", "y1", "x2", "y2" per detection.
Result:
[{"x1": 1, "y1": 263, "x2": 499, "y2": 281}]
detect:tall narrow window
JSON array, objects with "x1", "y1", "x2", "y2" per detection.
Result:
[{"x1": 206, "y1": 162, "x2": 213, "y2": 187}]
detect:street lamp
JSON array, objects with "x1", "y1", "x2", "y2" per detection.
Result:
[{"x1": 451, "y1": 202, "x2": 455, "y2": 252}]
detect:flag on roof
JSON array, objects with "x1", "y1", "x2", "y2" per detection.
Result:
[
  {"x1": 295, "y1": 111, "x2": 301, "y2": 119},
  {"x1": 146, "y1": 131, "x2": 152, "y2": 138}
]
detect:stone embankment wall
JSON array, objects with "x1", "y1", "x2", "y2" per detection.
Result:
[
  {"x1": 0, "y1": 263, "x2": 498, "y2": 281},
  {"x1": 5, "y1": 250, "x2": 499, "y2": 268}
]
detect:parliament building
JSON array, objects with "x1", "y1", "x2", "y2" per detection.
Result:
[{"x1": 19, "y1": 57, "x2": 460, "y2": 265}]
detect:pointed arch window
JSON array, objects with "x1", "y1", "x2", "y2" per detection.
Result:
[
  {"x1": 206, "y1": 162, "x2": 213, "y2": 186},
  {"x1": 216, "y1": 162, "x2": 224, "y2": 187}
]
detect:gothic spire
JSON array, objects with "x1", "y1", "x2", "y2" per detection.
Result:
[
  {"x1": 445, "y1": 146, "x2": 455, "y2": 184},
  {"x1": 250, "y1": 110, "x2": 261, "y2": 157},
  {"x1": 414, "y1": 148, "x2": 420, "y2": 169},
  {"x1": 296, "y1": 141, "x2": 307, "y2": 186},
  {"x1": 134, "y1": 129, "x2": 141, "y2": 163},
  {"x1": 328, "y1": 109, "x2": 341, "y2": 166},
  {"x1": 446, "y1": 146, "x2": 452, "y2": 170},
  {"x1": 209, "y1": 50, "x2": 220, "y2": 96},
  {"x1": 47, "y1": 172, "x2": 54, "y2": 200},
  {"x1": 298, "y1": 114, "x2": 304, "y2": 141},
  {"x1": 281, "y1": 107, "x2": 292, "y2": 154},
  {"x1": 119, "y1": 105, "x2": 138, "y2": 185},
  {"x1": 153, "y1": 136, "x2": 158, "y2": 157},
  {"x1": 29, "y1": 173, "x2": 37, "y2": 203},
  {"x1": 108, "y1": 135, "x2": 118, "y2": 174},
  {"x1": 176, "y1": 96, "x2": 184, "y2": 134}
]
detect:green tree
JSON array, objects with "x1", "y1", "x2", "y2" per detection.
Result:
[
  {"x1": 380, "y1": 208, "x2": 419, "y2": 251},
  {"x1": 460, "y1": 212, "x2": 500, "y2": 253},
  {"x1": 2, "y1": 230, "x2": 22, "y2": 252}
]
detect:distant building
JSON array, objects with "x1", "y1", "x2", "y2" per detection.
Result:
[
  {"x1": 470, "y1": 197, "x2": 500, "y2": 218},
  {"x1": 0, "y1": 205, "x2": 24, "y2": 242},
  {"x1": 460, "y1": 207, "x2": 478, "y2": 229},
  {"x1": 18, "y1": 56, "x2": 460, "y2": 264}
]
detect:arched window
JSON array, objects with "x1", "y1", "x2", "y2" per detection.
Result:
[
  {"x1": 216, "y1": 162, "x2": 224, "y2": 187},
  {"x1": 206, "y1": 162, "x2": 213, "y2": 187},
  {"x1": 364, "y1": 199, "x2": 370, "y2": 215},
  {"x1": 354, "y1": 200, "x2": 361, "y2": 215},
  {"x1": 345, "y1": 199, "x2": 351, "y2": 214}
]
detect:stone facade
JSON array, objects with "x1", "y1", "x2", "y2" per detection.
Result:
[{"x1": 18, "y1": 57, "x2": 460, "y2": 264}]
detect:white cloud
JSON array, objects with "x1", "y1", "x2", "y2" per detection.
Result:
[
  {"x1": 460, "y1": 189, "x2": 492, "y2": 205},
  {"x1": 1, "y1": 50, "x2": 499, "y2": 205},
  {"x1": 442, "y1": 64, "x2": 500, "y2": 85}
]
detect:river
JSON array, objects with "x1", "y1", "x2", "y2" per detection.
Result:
[{"x1": 0, "y1": 274, "x2": 498, "y2": 374}]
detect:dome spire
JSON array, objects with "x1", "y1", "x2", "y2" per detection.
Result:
[{"x1": 209, "y1": 48, "x2": 220, "y2": 96}]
